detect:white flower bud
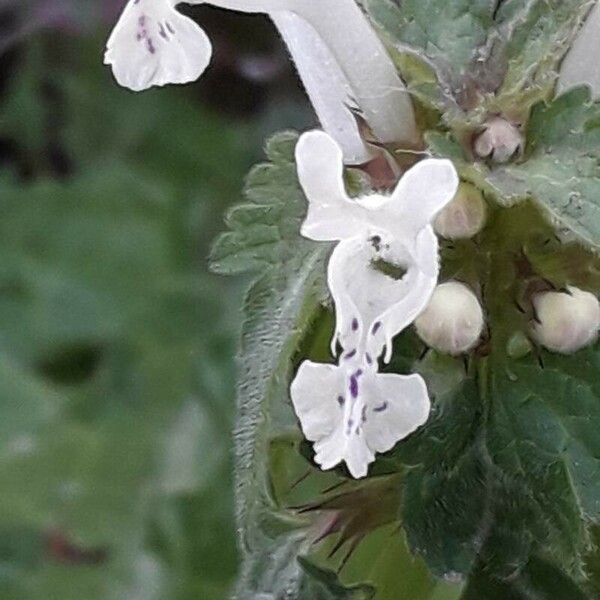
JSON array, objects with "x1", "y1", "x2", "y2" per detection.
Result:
[
  {"x1": 532, "y1": 286, "x2": 599, "y2": 354},
  {"x1": 434, "y1": 182, "x2": 487, "y2": 239},
  {"x1": 415, "y1": 281, "x2": 484, "y2": 355},
  {"x1": 474, "y1": 117, "x2": 523, "y2": 164}
]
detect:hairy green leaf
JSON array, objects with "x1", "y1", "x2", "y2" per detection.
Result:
[
  {"x1": 211, "y1": 132, "x2": 333, "y2": 597},
  {"x1": 364, "y1": 0, "x2": 591, "y2": 120}
]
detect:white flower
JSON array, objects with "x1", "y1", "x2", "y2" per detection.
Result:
[
  {"x1": 296, "y1": 130, "x2": 459, "y2": 362},
  {"x1": 104, "y1": 0, "x2": 212, "y2": 92},
  {"x1": 558, "y1": 3, "x2": 600, "y2": 98},
  {"x1": 414, "y1": 281, "x2": 484, "y2": 355},
  {"x1": 289, "y1": 131, "x2": 457, "y2": 478},
  {"x1": 532, "y1": 286, "x2": 600, "y2": 354},
  {"x1": 104, "y1": 0, "x2": 418, "y2": 161},
  {"x1": 290, "y1": 357, "x2": 429, "y2": 478},
  {"x1": 434, "y1": 182, "x2": 487, "y2": 240}
]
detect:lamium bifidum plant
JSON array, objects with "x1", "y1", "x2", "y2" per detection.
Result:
[{"x1": 105, "y1": 1, "x2": 600, "y2": 598}]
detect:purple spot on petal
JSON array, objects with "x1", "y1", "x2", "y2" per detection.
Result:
[
  {"x1": 349, "y1": 376, "x2": 359, "y2": 399},
  {"x1": 344, "y1": 349, "x2": 357, "y2": 360},
  {"x1": 165, "y1": 21, "x2": 175, "y2": 34},
  {"x1": 147, "y1": 37, "x2": 156, "y2": 54},
  {"x1": 374, "y1": 402, "x2": 388, "y2": 413},
  {"x1": 346, "y1": 418, "x2": 354, "y2": 435},
  {"x1": 337, "y1": 395, "x2": 345, "y2": 407},
  {"x1": 351, "y1": 318, "x2": 359, "y2": 331},
  {"x1": 354, "y1": 369, "x2": 363, "y2": 378},
  {"x1": 361, "y1": 405, "x2": 367, "y2": 423},
  {"x1": 138, "y1": 15, "x2": 146, "y2": 26},
  {"x1": 372, "y1": 322, "x2": 382, "y2": 335},
  {"x1": 159, "y1": 23, "x2": 167, "y2": 39},
  {"x1": 366, "y1": 353, "x2": 373, "y2": 365}
]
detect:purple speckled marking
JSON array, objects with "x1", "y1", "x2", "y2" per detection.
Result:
[
  {"x1": 354, "y1": 369, "x2": 363, "y2": 378},
  {"x1": 159, "y1": 23, "x2": 168, "y2": 39},
  {"x1": 351, "y1": 318, "x2": 359, "y2": 331},
  {"x1": 346, "y1": 418, "x2": 354, "y2": 435},
  {"x1": 166, "y1": 21, "x2": 175, "y2": 34},
  {"x1": 349, "y1": 375, "x2": 359, "y2": 399},
  {"x1": 337, "y1": 395, "x2": 345, "y2": 407},
  {"x1": 344, "y1": 349, "x2": 357, "y2": 360},
  {"x1": 366, "y1": 353, "x2": 373, "y2": 365},
  {"x1": 374, "y1": 401, "x2": 388, "y2": 413},
  {"x1": 147, "y1": 38, "x2": 156, "y2": 54},
  {"x1": 372, "y1": 321, "x2": 382, "y2": 335},
  {"x1": 361, "y1": 405, "x2": 367, "y2": 423}
]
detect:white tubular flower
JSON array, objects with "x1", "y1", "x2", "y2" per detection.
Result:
[
  {"x1": 296, "y1": 130, "x2": 459, "y2": 362},
  {"x1": 415, "y1": 281, "x2": 484, "y2": 355},
  {"x1": 434, "y1": 182, "x2": 487, "y2": 240},
  {"x1": 290, "y1": 358, "x2": 429, "y2": 478},
  {"x1": 558, "y1": 3, "x2": 600, "y2": 98},
  {"x1": 532, "y1": 286, "x2": 600, "y2": 354},
  {"x1": 105, "y1": 0, "x2": 419, "y2": 157},
  {"x1": 271, "y1": 12, "x2": 373, "y2": 164}
]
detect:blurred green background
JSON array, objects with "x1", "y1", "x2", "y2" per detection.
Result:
[{"x1": 0, "y1": 2, "x2": 314, "y2": 597}]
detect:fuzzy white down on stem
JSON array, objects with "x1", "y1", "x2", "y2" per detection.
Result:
[{"x1": 105, "y1": 0, "x2": 419, "y2": 160}]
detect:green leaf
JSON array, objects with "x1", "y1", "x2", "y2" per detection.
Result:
[
  {"x1": 460, "y1": 556, "x2": 590, "y2": 599},
  {"x1": 475, "y1": 88, "x2": 600, "y2": 246},
  {"x1": 297, "y1": 558, "x2": 376, "y2": 599},
  {"x1": 385, "y1": 203, "x2": 600, "y2": 589},
  {"x1": 210, "y1": 131, "x2": 313, "y2": 275},
  {"x1": 364, "y1": 0, "x2": 591, "y2": 120},
  {"x1": 495, "y1": 0, "x2": 594, "y2": 110},
  {"x1": 212, "y1": 131, "x2": 333, "y2": 597}
]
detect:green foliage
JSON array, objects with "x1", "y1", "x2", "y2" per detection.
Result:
[
  {"x1": 364, "y1": 0, "x2": 592, "y2": 121},
  {"x1": 0, "y1": 30, "x2": 268, "y2": 600},
  {"x1": 211, "y1": 132, "x2": 334, "y2": 597},
  {"x1": 428, "y1": 88, "x2": 600, "y2": 248},
  {"x1": 383, "y1": 203, "x2": 600, "y2": 595}
]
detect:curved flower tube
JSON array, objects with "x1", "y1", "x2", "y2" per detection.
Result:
[
  {"x1": 558, "y1": 2, "x2": 600, "y2": 97},
  {"x1": 271, "y1": 12, "x2": 373, "y2": 164},
  {"x1": 295, "y1": 130, "x2": 459, "y2": 362},
  {"x1": 290, "y1": 356, "x2": 429, "y2": 478},
  {"x1": 105, "y1": 0, "x2": 419, "y2": 157}
]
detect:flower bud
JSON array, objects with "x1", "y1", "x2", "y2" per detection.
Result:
[
  {"x1": 415, "y1": 281, "x2": 484, "y2": 355},
  {"x1": 532, "y1": 286, "x2": 599, "y2": 354},
  {"x1": 474, "y1": 117, "x2": 523, "y2": 164},
  {"x1": 434, "y1": 182, "x2": 487, "y2": 239}
]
